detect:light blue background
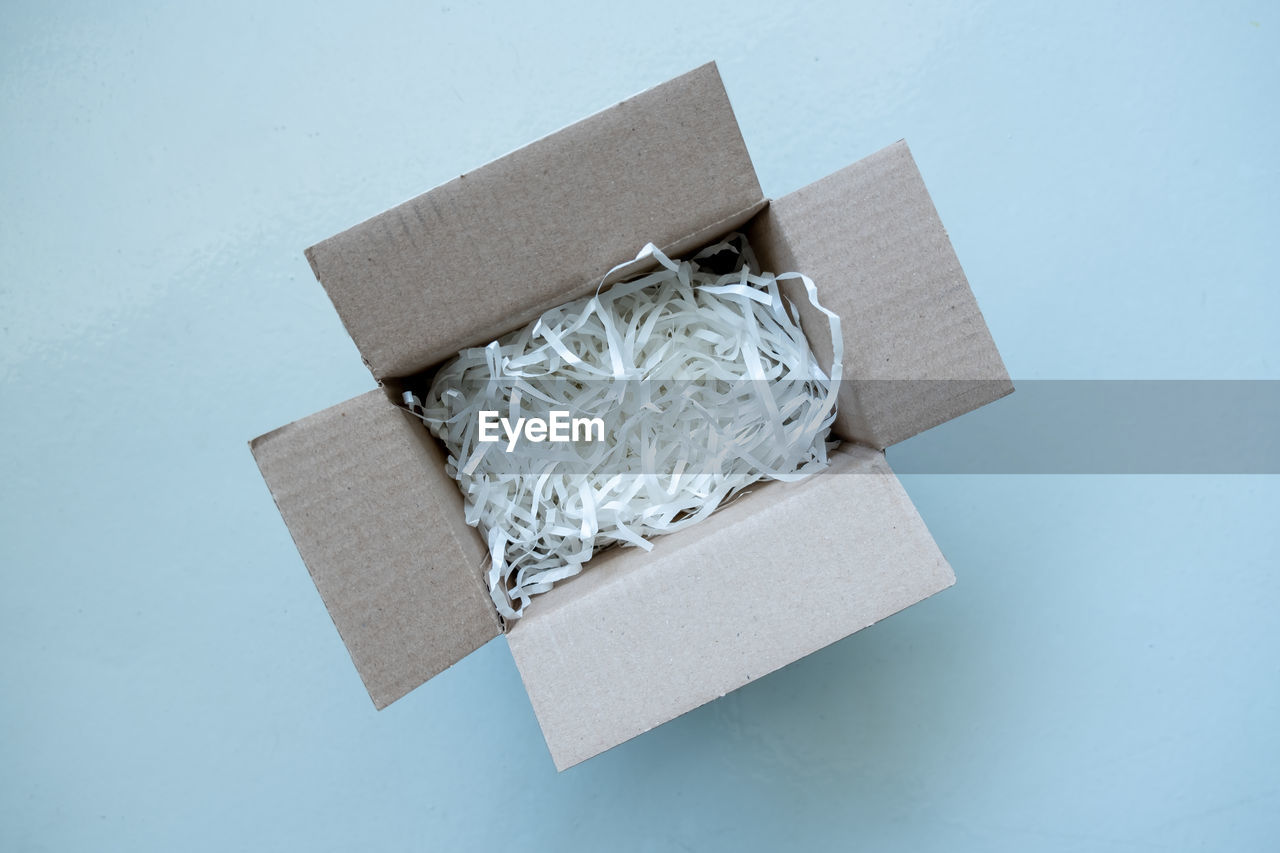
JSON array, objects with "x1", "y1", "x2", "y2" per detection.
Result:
[{"x1": 3, "y1": 2, "x2": 1277, "y2": 850}]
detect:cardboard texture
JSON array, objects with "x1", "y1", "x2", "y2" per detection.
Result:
[
  {"x1": 251, "y1": 390, "x2": 496, "y2": 709},
  {"x1": 507, "y1": 444, "x2": 953, "y2": 770},
  {"x1": 306, "y1": 62, "x2": 763, "y2": 381},
  {"x1": 748, "y1": 141, "x2": 1013, "y2": 449},
  {"x1": 251, "y1": 62, "x2": 1012, "y2": 769}
]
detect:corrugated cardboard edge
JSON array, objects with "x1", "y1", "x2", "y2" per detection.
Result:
[
  {"x1": 749, "y1": 139, "x2": 1014, "y2": 449},
  {"x1": 250, "y1": 390, "x2": 499, "y2": 708},
  {"x1": 592, "y1": 200, "x2": 769, "y2": 293},
  {"x1": 506, "y1": 444, "x2": 954, "y2": 770},
  {"x1": 306, "y1": 61, "x2": 765, "y2": 381}
]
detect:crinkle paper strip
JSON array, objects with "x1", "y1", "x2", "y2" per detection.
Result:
[{"x1": 406, "y1": 236, "x2": 843, "y2": 618}]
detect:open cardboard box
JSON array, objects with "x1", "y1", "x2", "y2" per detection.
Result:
[{"x1": 250, "y1": 63, "x2": 1012, "y2": 770}]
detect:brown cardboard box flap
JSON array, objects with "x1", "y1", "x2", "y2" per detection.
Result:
[
  {"x1": 749, "y1": 140, "x2": 1013, "y2": 449},
  {"x1": 251, "y1": 390, "x2": 499, "y2": 708},
  {"x1": 506, "y1": 444, "x2": 954, "y2": 770},
  {"x1": 306, "y1": 61, "x2": 764, "y2": 381}
]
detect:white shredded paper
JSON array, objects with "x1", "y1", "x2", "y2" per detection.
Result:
[{"x1": 405, "y1": 235, "x2": 843, "y2": 618}]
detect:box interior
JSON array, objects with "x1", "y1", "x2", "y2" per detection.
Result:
[{"x1": 377, "y1": 200, "x2": 825, "y2": 624}]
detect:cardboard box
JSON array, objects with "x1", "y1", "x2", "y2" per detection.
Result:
[{"x1": 250, "y1": 62, "x2": 1012, "y2": 770}]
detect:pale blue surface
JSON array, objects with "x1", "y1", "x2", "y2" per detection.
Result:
[{"x1": 3, "y1": 2, "x2": 1277, "y2": 850}]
